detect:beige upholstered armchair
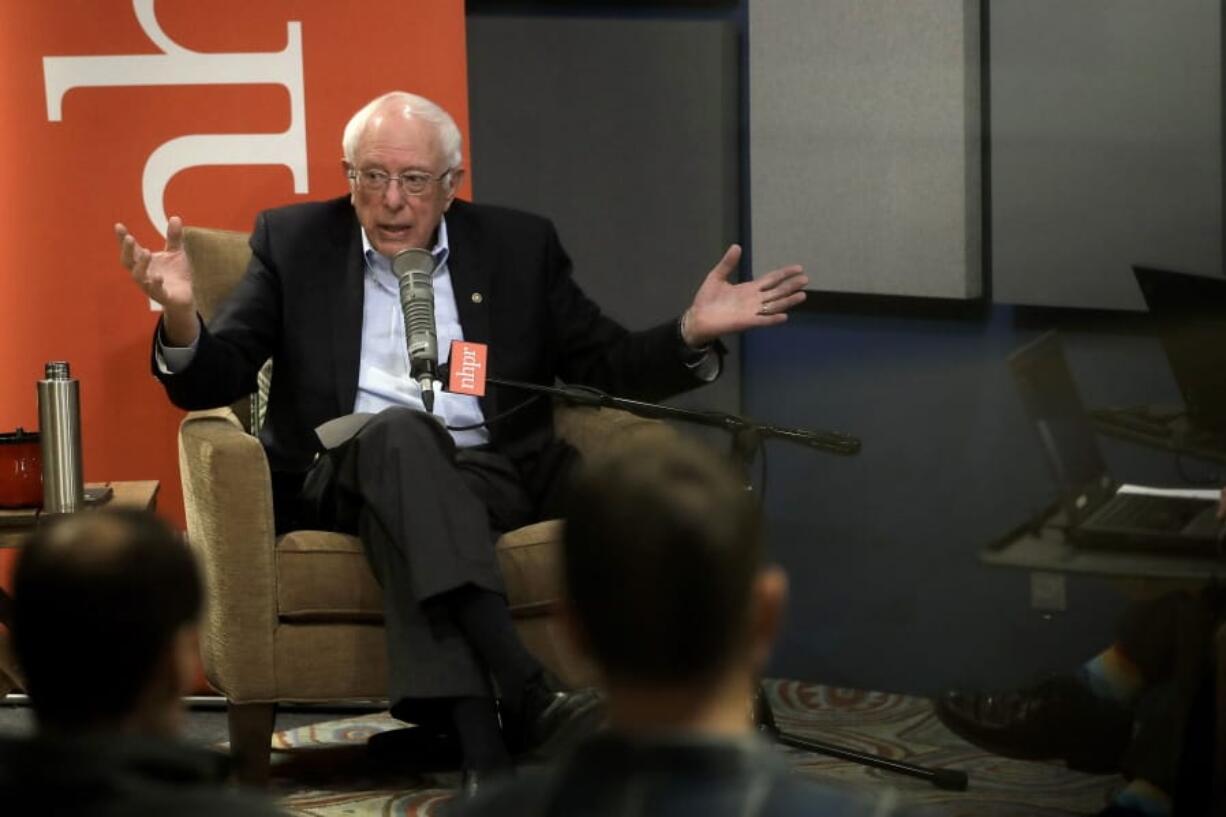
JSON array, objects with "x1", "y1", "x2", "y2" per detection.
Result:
[{"x1": 178, "y1": 227, "x2": 674, "y2": 784}]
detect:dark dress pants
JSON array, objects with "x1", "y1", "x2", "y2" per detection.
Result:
[
  {"x1": 299, "y1": 407, "x2": 535, "y2": 726},
  {"x1": 1115, "y1": 586, "x2": 1225, "y2": 808}
]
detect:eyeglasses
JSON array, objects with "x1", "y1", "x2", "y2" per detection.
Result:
[{"x1": 348, "y1": 167, "x2": 455, "y2": 196}]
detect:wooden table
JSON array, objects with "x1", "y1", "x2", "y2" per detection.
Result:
[{"x1": 0, "y1": 481, "x2": 159, "y2": 696}]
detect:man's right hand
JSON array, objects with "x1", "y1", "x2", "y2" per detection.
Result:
[{"x1": 115, "y1": 216, "x2": 200, "y2": 347}]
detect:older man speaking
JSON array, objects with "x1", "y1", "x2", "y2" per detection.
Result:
[{"x1": 114, "y1": 91, "x2": 807, "y2": 793}]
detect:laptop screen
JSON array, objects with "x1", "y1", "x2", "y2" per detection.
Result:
[
  {"x1": 1133, "y1": 266, "x2": 1226, "y2": 432},
  {"x1": 1008, "y1": 332, "x2": 1114, "y2": 524}
]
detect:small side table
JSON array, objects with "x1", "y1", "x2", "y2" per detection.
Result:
[{"x1": 0, "y1": 481, "x2": 159, "y2": 696}]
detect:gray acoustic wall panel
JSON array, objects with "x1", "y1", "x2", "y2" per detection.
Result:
[
  {"x1": 749, "y1": 0, "x2": 982, "y2": 299},
  {"x1": 991, "y1": 0, "x2": 1222, "y2": 310},
  {"x1": 467, "y1": 15, "x2": 741, "y2": 414}
]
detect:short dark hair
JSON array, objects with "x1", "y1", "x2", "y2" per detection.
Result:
[
  {"x1": 12, "y1": 508, "x2": 202, "y2": 730},
  {"x1": 563, "y1": 437, "x2": 763, "y2": 684}
]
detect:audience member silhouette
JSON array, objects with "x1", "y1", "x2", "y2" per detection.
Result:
[
  {"x1": 459, "y1": 437, "x2": 910, "y2": 816},
  {"x1": 0, "y1": 508, "x2": 284, "y2": 816}
]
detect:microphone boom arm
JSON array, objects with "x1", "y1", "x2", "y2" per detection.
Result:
[{"x1": 483, "y1": 376, "x2": 860, "y2": 457}]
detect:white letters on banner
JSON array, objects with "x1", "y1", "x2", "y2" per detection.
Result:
[{"x1": 43, "y1": 0, "x2": 309, "y2": 240}]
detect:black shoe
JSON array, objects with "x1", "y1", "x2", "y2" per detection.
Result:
[
  {"x1": 934, "y1": 675, "x2": 1132, "y2": 773},
  {"x1": 368, "y1": 726, "x2": 462, "y2": 772},
  {"x1": 509, "y1": 674, "x2": 605, "y2": 759},
  {"x1": 458, "y1": 764, "x2": 513, "y2": 801}
]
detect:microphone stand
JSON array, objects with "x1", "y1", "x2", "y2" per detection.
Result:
[
  {"x1": 480, "y1": 376, "x2": 968, "y2": 791},
  {"x1": 484, "y1": 376, "x2": 861, "y2": 457}
]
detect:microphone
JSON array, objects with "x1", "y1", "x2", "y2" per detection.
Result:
[{"x1": 392, "y1": 248, "x2": 438, "y2": 413}]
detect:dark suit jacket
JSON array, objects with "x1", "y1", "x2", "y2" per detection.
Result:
[
  {"x1": 0, "y1": 734, "x2": 283, "y2": 817},
  {"x1": 155, "y1": 196, "x2": 711, "y2": 509}
]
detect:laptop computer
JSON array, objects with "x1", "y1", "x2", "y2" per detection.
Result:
[
  {"x1": 1008, "y1": 331, "x2": 1222, "y2": 554},
  {"x1": 1132, "y1": 265, "x2": 1226, "y2": 434}
]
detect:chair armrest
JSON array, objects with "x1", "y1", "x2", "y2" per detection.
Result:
[
  {"x1": 554, "y1": 404, "x2": 678, "y2": 461},
  {"x1": 178, "y1": 408, "x2": 278, "y2": 699}
]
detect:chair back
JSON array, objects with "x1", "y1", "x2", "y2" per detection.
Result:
[
  {"x1": 182, "y1": 227, "x2": 253, "y2": 322},
  {"x1": 182, "y1": 227, "x2": 262, "y2": 430}
]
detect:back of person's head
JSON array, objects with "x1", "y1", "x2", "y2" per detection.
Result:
[
  {"x1": 563, "y1": 436, "x2": 774, "y2": 686},
  {"x1": 12, "y1": 508, "x2": 202, "y2": 733}
]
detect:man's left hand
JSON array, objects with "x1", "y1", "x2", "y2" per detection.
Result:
[{"x1": 681, "y1": 245, "x2": 808, "y2": 348}]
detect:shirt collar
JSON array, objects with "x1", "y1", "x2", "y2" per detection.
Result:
[{"x1": 361, "y1": 217, "x2": 450, "y2": 281}]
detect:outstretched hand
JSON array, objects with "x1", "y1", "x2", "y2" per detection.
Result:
[
  {"x1": 114, "y1": 216, "x2": 199, "y2": 345},
  {"x1": 681, "y1": 245, "x2": 808, "y2": 348}
]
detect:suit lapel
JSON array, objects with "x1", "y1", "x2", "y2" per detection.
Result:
[
  {"x1": 331, "y1": 216, "x2": 365, "y2": 416},
  {"x1": 445, "y1": 202, "x2": 494, "y2": 414},
  {"x1": 446, "y1": 203, "x2": 492, "y2": 347}
]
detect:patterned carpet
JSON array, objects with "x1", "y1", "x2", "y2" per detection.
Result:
[
  {"x1": 263, "y1": 680, "x2": 1122, "y2": 816},
  {"x1": 770, "y1": 682, "x2": 1118, "y2": 816}
]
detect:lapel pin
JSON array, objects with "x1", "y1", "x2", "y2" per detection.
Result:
[{"x1": 471, "y1": 292, "x2": 484, "y2": 304}]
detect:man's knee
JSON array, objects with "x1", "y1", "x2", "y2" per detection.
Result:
[
  {"x1": 359, "y1": 407, "x2": 455, "y2": 456},
  {"x1": 1117, "y1": 590, "x2": 1213, "y2": 683}
]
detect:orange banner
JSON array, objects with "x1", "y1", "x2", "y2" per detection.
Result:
[{"x1": 0, "y1": 0, "x2": 469, "y2": 564}]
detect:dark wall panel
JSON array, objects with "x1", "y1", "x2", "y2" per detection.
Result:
[
  {"x1": 991, "y1": 0, "x2": 1223, "y2": 309},
  {"x1": 749, "y1": 0, "x2": 982, "y2": 299},
  {"x1": 744, "y1": 307, "x2": 1196, "y2": 694},
  {"x1": 467, "y1": 14, "x2": 741, "y2": 413}
]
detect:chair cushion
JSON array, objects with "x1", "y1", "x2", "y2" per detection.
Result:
[
  {"x1": 274, "y1": 520, "x2": 564, "y2": 623},
  {"x1": 275, "y1": 531, "x2": 380, "y2": 623},
  {"x1": 496, "y1": 520, "x2": 564, "y2": 615}
]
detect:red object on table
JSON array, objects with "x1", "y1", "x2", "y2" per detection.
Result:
[{"x1": 0, "y1": 429, "x2": 41, "y2": 509}]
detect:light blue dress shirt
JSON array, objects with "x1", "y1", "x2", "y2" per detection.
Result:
[{"x1": 353, "y1": 218, "x2": 489, "y2": 447}]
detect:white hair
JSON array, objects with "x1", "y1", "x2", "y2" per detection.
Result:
[{"x1": 341, "y1": 91, "x2": 463, "y2": 169}]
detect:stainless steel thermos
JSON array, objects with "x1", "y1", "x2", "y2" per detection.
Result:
[{"x1": 37, "y1": 361, "x2": 84, "y2": 514}]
